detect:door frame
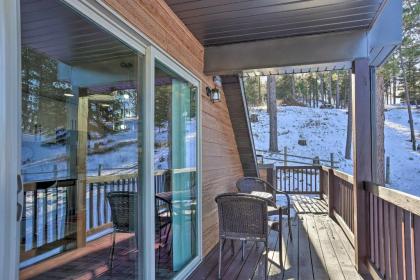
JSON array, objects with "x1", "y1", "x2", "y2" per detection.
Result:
[{"x1": 0, "y1": 0, "x2": 21, "y2": 279}]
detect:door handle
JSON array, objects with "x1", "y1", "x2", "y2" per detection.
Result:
[{"x1": 17, "y1": 174, "x2": 23, "y2": 222}]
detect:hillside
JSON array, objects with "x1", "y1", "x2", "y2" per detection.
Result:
[{"x1": 250, "y1": 105, "x2": 420, "y2": 197}]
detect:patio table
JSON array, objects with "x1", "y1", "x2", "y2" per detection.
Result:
[{"x1": 250, "y1": 191, "x2": 283, "y2": 268}]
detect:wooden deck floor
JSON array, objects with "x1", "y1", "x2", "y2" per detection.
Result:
[
  {"x1": 20, "y1": 196, "x2": 362, "y2": 280},
  {"x1": 188, "y1": 196, "x2": 362, "y2": 280}
]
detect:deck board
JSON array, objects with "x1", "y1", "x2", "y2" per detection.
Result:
[
  {"x1": 20, "y1": 196, "x2": 362, "y2": 280},
  {"x1": 189, "y1": 196, "x2": 362, "y2": 280}
]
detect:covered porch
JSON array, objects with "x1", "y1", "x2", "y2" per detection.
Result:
[{"x1": 1, "y1": 0, "x2": 418, "y2": 279}]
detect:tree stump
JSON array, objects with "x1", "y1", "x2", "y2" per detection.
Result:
[
  {"x1": 249, "y1": 114, "x2": 259, "y2": 122},
  {"x1": 298, "y1": 139, "x2": 307, "y2": 146}
]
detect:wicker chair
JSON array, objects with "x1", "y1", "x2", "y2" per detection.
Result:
[
  {"x1": 236, "y1": 177, "x2": 293, "y2": 241},
  {"x1": 155, "y1": 195, "x2": 172, "y2": 266},
  {"x1": 107, "y1": 192, "x2": 138, "y2": 268},
  {"x1": 215, "y1": 193, "x2": 274, "y2": 280}
]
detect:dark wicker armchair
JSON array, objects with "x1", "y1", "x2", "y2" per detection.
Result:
[
  {"x1": 236, "y1": 177, "x2": 292, "y2": 241},
  {"x1": 107, "y1": 192, "x2": 138, "y2": 268},
  {"x1": 215, "y1": 193, "x2": 274, "y2": 279}
]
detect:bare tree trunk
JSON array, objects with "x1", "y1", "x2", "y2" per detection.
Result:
[
  {"x1": 309, "y1": 81, "x2": 313, "y2": 108},
  {"x1": 267, "y1": 75, "x2": 278, "y2": 152},
  {"x1": 291, "y1": 74, "x2": 296, "y2": 99},
  {"x1": 335, "y1": 72, "x2": 340, "y2": 109},
  {"x1": 399, "y1": 47, "x2": 417, "y2": 151},
  {"x1": 345, "y1": 70, "x2": 352, "y2": 159},
  {"x1": 258, "y1": 76, "x2": 262, "y2": 106},
  {"x1": 392, "y1": 75, "x2": 397, "y2": 104},
  {"x1": 319, "y1": 73, "x2": 324, "y2": 104},
  {"x1": 328, "y1": 71, "x2": 333, "y2": 105}
]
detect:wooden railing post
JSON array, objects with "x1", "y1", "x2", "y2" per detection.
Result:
[
  {"x1": 352, "y1": 59, "x2": 372, "y2": 275},
  {"x1": 267, "y1": 165, "x2": 276, "y2": 188},
  {"x1": 328, "y1": 168, "x2": 335, "y2": 218}
]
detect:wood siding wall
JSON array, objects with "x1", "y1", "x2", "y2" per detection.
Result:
[{"x1": 103, "y1": 0, "x2": 244, "y2": 256}]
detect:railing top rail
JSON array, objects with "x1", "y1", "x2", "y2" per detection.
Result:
[
  {"x1": 332, "y1": 169, "x2": 354, "y2": 184},
  {"x1": 276, "y1": 165, "x2": 322, "y2": 170},
  {"x1": 256, "y1": 149, "x2": 339, "y2": 164},
  {"x1": 86, "y1": 173, "x2": 139, "y2": 184},
  {"x1": 321, "y1": 166, "x2": 330, "y2": 172},
  {"x1": 365, "y1": 182, "x2": 420, "y2": 217}
]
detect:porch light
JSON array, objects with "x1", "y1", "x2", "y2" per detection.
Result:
[
  {"x1": 206, "y1": 75, "x2": 223, "y2": 103},
  {"x1": 206, "y1": 87, "x2": 221, "y2": 103}
]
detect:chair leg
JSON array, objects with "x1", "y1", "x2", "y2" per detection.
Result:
[
  {"x1": 218, "y1": 239, "x2": 223, "y2": 279},
  {"x1": 288, "y1": 212, "x2": 293, "y2": 242},
  {"x1": 241, "y1": 240, "x2": 245, "y2": 261},
  {"x1": 109, "y1": 230, "x2": 116, "y2": 268},
  {"x1": 231, "y1": 239, "x2": 234, "y2": 256},
  {"x1": 264, "y1": 242, "x2": 268, "y2": 280}
]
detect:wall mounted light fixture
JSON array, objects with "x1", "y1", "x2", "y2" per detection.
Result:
[
  {"x1": 206, "y1": 76, "x2": 222, "y2": 103},
  {"x1": 206, "y1": 87, "x2": 221, "y2": 103}
]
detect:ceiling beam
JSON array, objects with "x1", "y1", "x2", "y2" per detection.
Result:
[
  {"x1": 204, "y1": 30, "x2": 368, "y2": 75},
  {"x1": 204, "y1": 0, "x2": 401, "y2": 75}
]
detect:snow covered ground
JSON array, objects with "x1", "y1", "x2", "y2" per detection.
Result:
[
  {"x1": 22, "y1": 118, "x2": 197, "y2": 182},
  {"x1": 250, "y1": 105, "x2": 420, "y2": 197}
]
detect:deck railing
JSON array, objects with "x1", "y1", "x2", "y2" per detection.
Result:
[
  {"x1": 324, "y1": 167, "x2": 355, "y2": 245},
  {"x1": 21, "y1": 171, "x2": 168, "y2": 263},
  {"x1": 365, "y1": 182, "x2": 420, "y2": 279},
  {"x1": 267, "y1": 164, "x2": 420, "y2": 279},
  {"x1": 275, "y1": 165, "x2": 322, "y2": 194}
]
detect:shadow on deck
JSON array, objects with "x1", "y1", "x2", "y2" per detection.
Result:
[{"x1": 188, "y1": 196, "x2": 362, "y2": 280}]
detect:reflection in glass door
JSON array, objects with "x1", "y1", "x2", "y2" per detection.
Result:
[
  {"x1": 154, "y1": 61, "x2": 198, "y2": 279},
  {"x1": 19, "y1": 1, "x2": 144, "y2": 279}
]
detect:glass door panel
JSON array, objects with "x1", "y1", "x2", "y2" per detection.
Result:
[
  {"x1": 154, "y1": 61, "x2": 198, "y2": 279},
  {"x1": 19, "y1": 1, "x2": 144, "y2": 279}
]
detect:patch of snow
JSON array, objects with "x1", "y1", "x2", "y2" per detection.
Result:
[{"x1": 250, "y1": 105, "x2": 420, "y2": 197}]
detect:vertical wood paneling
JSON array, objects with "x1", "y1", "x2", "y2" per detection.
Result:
[
  {"x1": 352, "y1": 59, "x2": 371, "y2": 272},
  {"x1": 414, "y1": 215, "x2": 420, "y2": 279},
  {"x1": 396, "y1": 207, "x2": 405, "y2": 280},
  {"x1": 102, "y1": 0, "x2": 243, "y2": 256},
  {"x1": 404, "y1": 211, "x2": 413, "y2": 279},
  {"x1": 389, "y1": 204, "x2": 398, "y2": 280},
  {"x1": 383, "y1": 202, "x2": 391, "y2": 279}
]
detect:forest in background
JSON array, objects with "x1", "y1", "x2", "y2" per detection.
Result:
[{"x1": 243, "y1": 0, "x2": 419, "y2": 155}]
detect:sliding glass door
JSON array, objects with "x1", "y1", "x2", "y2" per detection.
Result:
[
  {"x1": 19, "y1": 1, "x2": 144, "y2": 279},
  {"x1": 16, "y1": 1, "x2": 201, "y2": 279}
]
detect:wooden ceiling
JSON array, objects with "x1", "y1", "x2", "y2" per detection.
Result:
[
  {"x1": 164, "y1": 0, "x2": 384, "y2": 46},
  {"x1": 21, "y1": 0, "x2": 136, "y2": 65}
]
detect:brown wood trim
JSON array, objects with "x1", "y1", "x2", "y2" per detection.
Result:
[
  {"x1": 328, "y1": 168, "x2": 335, "y2": 218},
  {"x1": 352, "y1": 59, "x2": 371, "y2": 274},
  {"x1": 365, "y1": 182, "x2": 420, "y2": 216},
  {"x1": 332, "y1": 169, "x2": 354, "y2": 184},
  {"x1": 321, "y1": 166, "x2": 330, "y2": 172},
  {"x1": 332, "y1": 210, "x2": 355, "y2": 247}
]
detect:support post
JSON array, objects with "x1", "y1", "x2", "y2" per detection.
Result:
[
  {"x1": 267, "y1": 165, "x2": 276, "y2": 189},
  {"x1": 76, "y1": 89, "x2": 88, "y2": 248},
  {"x1": 328, "y1": 168, "x2": 335, "y2": 218},
  {"x1": 352, "y1": 59, "x2": 372, "y2": 275}
]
